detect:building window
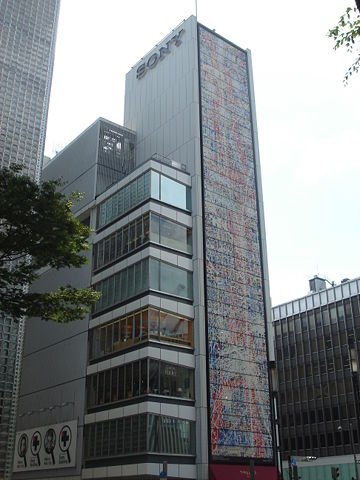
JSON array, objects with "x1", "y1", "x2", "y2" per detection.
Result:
[
  {"x1": 89, "y1": 307, "x2": 193, "y2": 360},
  {"x1": 87, "y1": 359, "x2": 194, "y2": 408},
  {"x1": 84, "y1": 414, "x2": 195, "y2": 459},
  {"x1": 92, "y1": 258, "x2": 193, "y2": 315},
  {"x1": 93, "y1": 212, "x2": 192, "y2": 271},
  {"x1": 97, "y1": 169, "x2": 191, "y2": 229}
]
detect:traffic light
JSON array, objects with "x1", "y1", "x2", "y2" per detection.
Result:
[{"x1": 331, "y1": 466, "x2": 340, "y2": 479}]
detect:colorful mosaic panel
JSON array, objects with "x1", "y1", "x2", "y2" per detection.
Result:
[{"x1": 199, "y1": 26, "x2": 273, "y2": 461}]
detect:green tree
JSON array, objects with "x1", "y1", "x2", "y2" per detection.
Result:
[
  {"x1": 328, "y1": 5, "x2": 360, "y2": 84},
  {"x1": 0, "y1": 166, "x2": 100, "y2": 322}
]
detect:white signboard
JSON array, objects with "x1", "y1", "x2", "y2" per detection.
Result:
[{"x1": 13, "y1": 420, "x2": 77, "y2": 472}]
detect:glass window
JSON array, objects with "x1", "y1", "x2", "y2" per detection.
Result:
[
  {"x1": 126, "y1": 364, "x2": 133, "y2": 398},
  {"x1": 142, "y1": 259, "x2": 149, "y2": 292},
  {"x1": 124, "y1": 417, "x2": 131, "y2": 453},
  {"x1": 120, "y1": 269, "x2": 127, "y2": 300},
  {"x1": 150, "y1": 308, "x2": 159, "y2": 339},
  {"x1": 151, "y1": 171, "x2": 160, "y2": 199},
  {"x1": 98, "y1": 372, "x2": 104, "y2": 405},
  {"x1": 160, "y1": 262, "x2": 192, "y2": 299},
  {"x1": 142, "y1": 309, "x2": 148, "y2": 340},
  {"x1": 118, "y1": 366, "x2": 125, "y2": 400},
  {"x1": 126, "y1": 315, "x2": 133, "y2": 345},
  {"x1": 150, "y1": 213, "x2": 160, "y2": 243},
  {"x1": 133, "y1": 362, "x2": 139, "y2": 397},
  {"x1": 116, "y1": 230, "x2": 122, "y2": 258},
  {"x1": 143, "y1": 213, "x2": 150, "y2": 242},
  {"x1": 117, "y1": 190, "x2": 124, "y2": 217},
  {"x1": 130, "y1": 181, "x2": 137, "y2": 208},
  {"x1": 109, "y1": 421, "x2": 117, "y2": 455},
  {"x1": 111, "y1": 368, "x2": 118, "y2": 402},
  {"x1": 140, "y1": 358, "x2": 147, "y2": 395},
  {"x1": 144, "y1": 171, "x2": 151, "y2": 198},
  {"x1": 113, "y1": 322, "x2": 120, "y2": 352},
  {"x1": 149, "y1": 359, "x2": 159, "y2": 394},
  {"x1": 150, "y1": 258, "x2": 160, "y2": 290},
  {"x1": 135, "y1": 262, "x2": 142, "y2": 295},
  {"x1": 159, "y1": 217, "x2": 192, "y2": 253},
  {"x1": 129, "y1": 221, "x2": 136, "y2": 252},
  {"x1": 123, "y1": 184, "x2": 130, "y2": 212},
  {"x1": 137, "y1": 175, "x2": 144, "y2": 203},
  {"x1": 134, "y1": 312, "x2": 141, "y2": 342},
  {"x1": 136, "y1": 217, "x2": 143, "y2": 248},
  {"x1": 160, "y1": 175, "x2": 187, "y2": 210},
  {"x1": 106, "y1": 324, "x2": 113, "y2": 354},
  {"x1": 122, "y1": 226, "x2": 129, "y2": 255}
]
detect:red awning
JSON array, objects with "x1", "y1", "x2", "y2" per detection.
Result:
[{"x1": 209, "y1": 464, "x2": 279, "y2": 480}]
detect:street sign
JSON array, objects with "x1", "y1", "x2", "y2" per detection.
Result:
[
  {"x1": 291, "y1": 458, "x2": 297, "y2": 467},
  {"x1": 160, "y1": 471, "x2": 167, "y2": 479}
]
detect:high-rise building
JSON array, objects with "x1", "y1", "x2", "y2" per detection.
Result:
[
  {"x1": 0, "y1": 1, "x2": 60, "y2": 478},
  {"x1": 13, "y1": 17, "x2": 278, "y2": 480},
  {"x1": 273, "y1": 276, "x2": 360, "y2": 480}
]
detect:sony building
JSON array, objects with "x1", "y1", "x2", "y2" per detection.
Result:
[
  {"x1": 273, "y1": 276, "x2": 360, "y2": 480},
  {"x1": 13, "y1": 16, "x2": 277, "y2": 480},
  {"x1": 0, "y1": 1, "x2": 60, "y2": 478}
]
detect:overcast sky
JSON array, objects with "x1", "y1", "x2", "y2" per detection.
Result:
[{"x1": 44, "y1": 0, "x2": 360, "y2": 306}]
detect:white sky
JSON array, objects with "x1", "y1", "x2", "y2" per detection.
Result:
[{"x1": 44, "y1": 0, "x2": 360, "y2": 307}]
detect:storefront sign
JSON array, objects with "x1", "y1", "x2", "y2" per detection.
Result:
[
  {"x1": 13, "y1": 420, "x2": 77, "y2": 472},
  {"x1": 136, "y1": 29, "x2": 185, "y2": 79}
]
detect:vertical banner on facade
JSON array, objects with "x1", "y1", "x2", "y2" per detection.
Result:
[
  {"x1": 13, "y1": 420, "x2": 77, "y2": 472},
  {"x1": 199, "y1": 25, "x2": 273, "y2": 461}
]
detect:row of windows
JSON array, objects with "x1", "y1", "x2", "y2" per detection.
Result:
[
  {"x1": 84, "y1": 414, "x2": 195, "y2": 459},
  {"x1": 89, "y1": 307, "x2": 193, "y2": 360},
  {"x1": 279, "y1": 377, "x2": 354, "y2": 404},
  {"x1": 93, "y1": 258, "x2": 193, "y2": 315},
  {"x1": 282, "y1": 429, "x2": 358, "y2": 453},
  {"x1": 93, "y1": 212, "x2": 192, "y2": 271},
  {"x1": 87, "y1": 358, "x2": 194, "y2": 408},
  {"x1": 281, "y1": 403, "x2": 358, "y2": 427},
  {"x1": 275, "y1": 298, "x2": 360, "y2": 337},
  {"x1": 278, "y1": 352, "x2": 354, "y2": 381},
  {"x1": 97, "y1": 170, "x2": 191, "y2": 229}
]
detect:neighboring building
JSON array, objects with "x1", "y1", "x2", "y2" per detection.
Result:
[
  {"x1": 273, "y1": 276, "x2": 360, "y2": 479},
  {"x1": 14, "y1": 17, "x2": 277, "y2": 480},
  {"x1": 0, "y1": 1, "x2": 60, "y2": 478}
]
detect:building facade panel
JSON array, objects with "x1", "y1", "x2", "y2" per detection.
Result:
[{"x1": 198, "y1": 25, "x2": 273, "y2": 462}]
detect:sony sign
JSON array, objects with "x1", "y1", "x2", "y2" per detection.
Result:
[{"x1": 136, "y1": 29, "x2": 185, "y2": 79}]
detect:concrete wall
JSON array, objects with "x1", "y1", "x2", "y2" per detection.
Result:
[
  {"x1": 43, "y1": 120, "x2": 99, "y2": 213},
  {"x1": 15, "y1": 254, "x2": 92, "y2": 480}
]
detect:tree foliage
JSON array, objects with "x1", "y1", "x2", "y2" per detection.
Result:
[
  {"x1": 0, "y1": 166, "x2": 100, "y2": 322},
  {"x1": 328, "y1": 6, "x2": 360, "y2": 84}
]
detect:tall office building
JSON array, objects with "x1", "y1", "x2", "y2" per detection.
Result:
[
  {"x1": 0, "y1": 1, "x2": 60, "y2": 478},
  {"x1": 273, "y1": 276, "x2": 360, "y2": 479},
  {"x1": 13, "y1": 17, "x2": 277, "y2": 480}
]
